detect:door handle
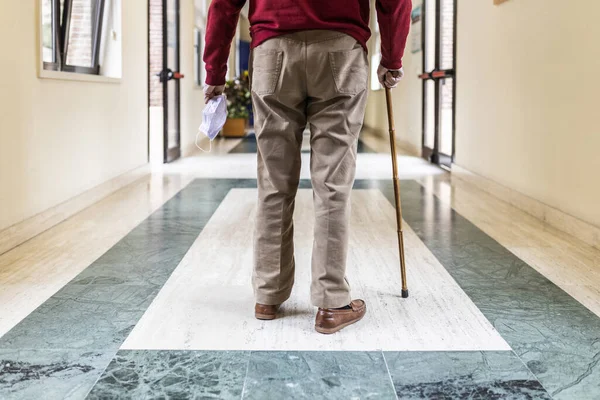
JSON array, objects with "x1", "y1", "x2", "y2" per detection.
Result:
[
  {"x1": 419, "y1": 70, "x2": 455, "y2": 80},
  {"x1": 156, "y1": 69, "x2": 185, "y2": 82},
  {"x1": 431, "y1": 70, "x2": 454, "y2": 79}
]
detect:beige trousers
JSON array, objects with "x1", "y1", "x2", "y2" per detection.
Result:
[{"x1": 250, "y1": 30, "x2": 369, "y2": 309}]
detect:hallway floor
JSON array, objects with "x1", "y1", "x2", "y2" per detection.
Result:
[{"x1": 1, "y1": 134, "x2": 600, "y2": 399}]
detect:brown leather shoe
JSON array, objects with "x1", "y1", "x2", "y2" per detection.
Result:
[
  {"x1": 315, "y1": 300, "x2": 366, "y2": 334},
  {"x1": 255, "y1": 303, "x2": 280, "y2": 320}
]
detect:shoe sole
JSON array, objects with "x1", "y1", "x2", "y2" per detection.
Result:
[
  {"x1": 255, "y1": 313, "x2": 277, "y2": 320},
  {"x1": 314, "y1": 311, "x2": 366, "y2": 334}
]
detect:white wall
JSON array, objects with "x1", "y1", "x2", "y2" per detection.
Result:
[
  {"x1": 389, "y1": 27, "x2": 423, "y2": 155},
  {"x1": 0, "y1": 1, "x2": 148, "y2": 231},
  {"x1": 180, "y1": 0, "x2": 206, "y2": 157},
  {"x1": 363, "y1": 1, "x2": 422, "y2": 154},
  {"x1": 455, "y1": 0, "x2": 600, "y2": 227}
]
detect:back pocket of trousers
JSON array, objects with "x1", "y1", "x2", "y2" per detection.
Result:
[
  {"x1": 329, "y1": 48, "x2": 368, "y2": 95},
  {"x1": 251, "y1": 50, "x2": 283, "y2": 95}
]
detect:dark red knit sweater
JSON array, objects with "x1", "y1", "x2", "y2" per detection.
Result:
[{"x1": 204, "y1": 0, "x2": 412, "y2": 86}]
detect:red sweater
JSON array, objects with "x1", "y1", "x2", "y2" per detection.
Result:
[{"x1": 204, "y1": 0, "x2": 412, "y2": 86}]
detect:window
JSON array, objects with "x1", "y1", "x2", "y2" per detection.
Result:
[{"x1": 40, "y1": 0, "x2": 122, "y2": 77}]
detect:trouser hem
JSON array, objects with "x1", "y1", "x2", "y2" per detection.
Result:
[
  {"x1": 255, "y1": 291, "x2": 292, "y2": 306},
  {"x1": 311, "y1": 294, "x2": 352, "y2": 309}
]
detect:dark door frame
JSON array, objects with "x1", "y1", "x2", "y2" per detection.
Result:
[
  {"x1": 162, "y1": 0, "x2": 182, "y2": 163},
  {"x1": 420, "y1": 0, "x2": 457, "y2": 169}
]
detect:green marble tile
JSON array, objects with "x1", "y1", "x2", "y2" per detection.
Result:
[
  {"x1": 0, "y1": 180, "x2": 245, "y2": 398},
  {"x1": 0, "y1": 180, "x2": 233, "y2": 351},
  {"x1": 385, "y1": 351, "x2": 550, "y2": 399},
  {"x1": 87, "y1": 351, "x2": 249, "y2": 400},
  {"x1": 243, "y1": 351, "x2": 396, "y2": 399},
  {"x1": 4, "y1": 176, "x2": 600, "y2": 400},
  {"x1": 393, "y1": 180, "x2": 600, "y2": 399},
  {"x1": 0, "y1": 349, "x2": 114, "y2": 400},
  {"x1": 0, "y1": 296, "x2": 143, "y2": 351}
]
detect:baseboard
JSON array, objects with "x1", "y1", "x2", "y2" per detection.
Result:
[
  {"x1": 452, "y1": 164, "x2": 600, "y2": 250},
  {"x1": 0, "y1": 164, "x2": 151, "y2": 256}
]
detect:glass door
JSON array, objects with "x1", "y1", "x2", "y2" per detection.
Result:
[
  {"x1": 160, "y1": 0, "x2": 183, "y2": 163},
  {"x1": 420, "y1": 0, "x2": 456, "y2": 169}
]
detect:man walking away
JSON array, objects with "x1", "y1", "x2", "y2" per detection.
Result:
[{"x1": 204, "y1": 0, "x2": 411, "y2": 334}]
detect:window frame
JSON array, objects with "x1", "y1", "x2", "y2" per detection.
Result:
[
  {"x1": 40, "y1": 0, "x2": 107, "y2": 76},
  {"x1": 42, "y1": 0, "x2": 62, "y2": 71}
]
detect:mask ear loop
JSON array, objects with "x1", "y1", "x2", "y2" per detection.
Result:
[{"x1": 195, "y1": 129, "x2": 213, "y2": 153}]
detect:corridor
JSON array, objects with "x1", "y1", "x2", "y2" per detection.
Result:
[
  {"x1": 1, "y1": 135, "x2": 600, "y2": 399},
  {"x1": 2, "y1": 0, "x2": 600, "y2": 399}
]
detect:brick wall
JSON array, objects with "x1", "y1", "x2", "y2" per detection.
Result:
[
  {"x1": 66, "y1": 0, "x2": 94, "y2": 67},
  {"x1": 149, "y1": 0, "x2": 164, "y2": 107}
]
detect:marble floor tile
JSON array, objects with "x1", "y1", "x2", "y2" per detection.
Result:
[
  {"x1": 395, "y1": 180, "x2": 600, "y2": 399},
  {"x1": 417, "y1": 175, "x2": 600, "y2": 318},
  {"x1": 384, "y1": 351, "x2": 550, "y2": 400},
  {"x1": 122, "y1": 188, "x2": 508, "y2": 352},
  {"x1": 509, "y1": 247, "x2": 600, "y2": 317},
  {"x1": 0, "y1": 296, "x2": 144, "y2": 351},
  {"x1": 0, "y1": 174, "x2": 194, "y2": 338},
  {"x1": 243, "y1": 351, "x2": 396, "y2": 399},
  {"x1": 87, "y1": 350, "x2": 249, "y2": 400},
  {"x1": 0, "y1": 180, "x2": 231, "y2": 351},
  {"x1": 0, "y1": 349, "x2": 114, "y2": 400},
  {"x1": 3, "y1": 163, "x2": 599, "y2": 400}
]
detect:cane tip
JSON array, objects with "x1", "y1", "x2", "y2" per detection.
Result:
[{"x1": 401, "y1": 289, "x2": 409, "y2": 299}]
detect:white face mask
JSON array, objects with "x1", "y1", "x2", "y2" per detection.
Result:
[{"x1": 196, "y1": 94, "x2": 227, "y2": 152}]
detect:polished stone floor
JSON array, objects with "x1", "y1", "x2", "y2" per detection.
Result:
[{"x1": 1, "y1": 134, "x2": 599, "y2": 399}]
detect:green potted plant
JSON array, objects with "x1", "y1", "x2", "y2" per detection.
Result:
[{"x1": 221, "y1": 72, "x2": 251, "y2": 137}]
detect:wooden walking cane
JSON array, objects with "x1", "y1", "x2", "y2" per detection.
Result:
[{"x1": 385, "y1": 85, "x2": 409, "y2": 298}]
